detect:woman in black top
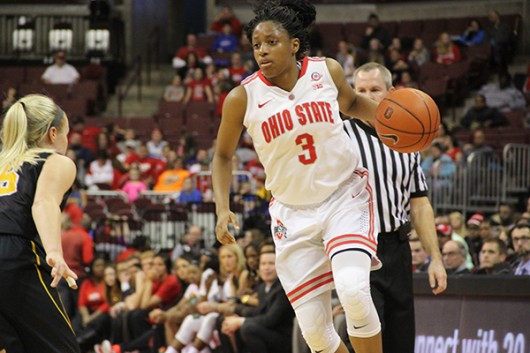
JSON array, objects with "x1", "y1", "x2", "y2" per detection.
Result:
[{"x1": 0, "y1": 94, "x2": 80, "y2": 352}]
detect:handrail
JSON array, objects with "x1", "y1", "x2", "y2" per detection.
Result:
[
  {"x1": 117, "y1": 53, "x2": 142, "y2": 117},
  {"x1": 145, "y1": 25, "x2": 160, "y2": 85}
]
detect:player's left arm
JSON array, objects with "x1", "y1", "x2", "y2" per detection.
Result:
[
  {"x1": 410, "y1": 196, "x2": 447, "y2": 295},
  {"x1": 326, "y1": 57, "x2": 378, "y2": 122}
]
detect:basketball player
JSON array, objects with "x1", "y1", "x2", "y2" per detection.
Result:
[
  {"x1": 213, "y1": 1, "x2": 383, "y2": 352},
  {"x1": 0, "y1": 94, "x2": 80, "y2": 352},
  {"x1": 344, "y1": 63, "x2": 447, "y2": 353}
]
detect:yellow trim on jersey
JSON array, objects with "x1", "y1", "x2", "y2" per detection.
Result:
[{"x1": 31, "y1": 241, "x2": 74, "y2": 332}]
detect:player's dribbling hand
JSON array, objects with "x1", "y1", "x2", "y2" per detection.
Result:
[
  {"x1": 215, "y1": 211, "x2": 239, "y2": 245},
  {"x1": 46, "y1": 253, "x2": 78, "y2": 289}
]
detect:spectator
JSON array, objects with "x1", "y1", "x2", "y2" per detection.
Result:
[
  {"x1": 210, "y1": 6, "x2": 242, "y2": 37},
  {"x1": 465, "y1": 213, "x2": 485, "y2": 266},
  {"x1": 71, "y1": 116, "x2": 102, "y2": 153},
  {"x1": 436, "y1": 223, "x2": 474, "y2": 270},
  {"x1": 463, "y1": 129, "x2": 494, "y2": 157},
  {"x1": 486, "y1": 10, "x2": 516, "y2": 75},
  {"x1": 395, "y1": 71, "x2": 418, "y2": 89},
  {"x1": 96, "y1": 254, "x2": 182, "y2": 353},
  {"x1": 59, "y1": 213, "x2": 94, "y2": 318},
  {"x1": 365, "y1": 38, "x2": 386, "y2": 65},
  {"x1": 117, "y1": 128, "x2": 141, "y2": 154},
  {"x1": 441, "y1": 134, "x2": 464, "y2": 164},
  {"x1": 222, "y1": 52, "x2": 246, "y2": 85},
  {"x1": 121, "y1": 168, "x2": 147, "y2": 202},
  {"x1": 433, "y1": 32, "x2": 461, "y2": 65},
  {"x1": 212, "y1": 22, "x2": 239, "y2": 53},
  {"x1": 75, "y1": 257, "x2": 108, "y2": 340},
  {"x1": 171, "y1": 225, "x2": 204, "y2": 261},
  {"x1": 147, "y1": 128, "x2": 169, "y2": 160},
  {"x1": 173, "y1": 34, "x2": 212, "y2": 69},
  {"x1": 474, "y1": 238, "x2": 511, "y2": 275},
  {"x1": 164, "y1": 244, "x2": 248, "y2": 353},
  {"x1": 164, "y1": 75, "x2": 186, "y2": 102},
  {"x1": 360, "y1": 13, "x2": 392, "y2": 50},
  {"x1": 336, "y1": 40, "x2": 356, "y2": 85},
  {"x1": 85, "y1": 149, "x2": 114, "y2": 190},
  {"x1": 183, "y1": 67, "x2": 214, "y2": 104},
  {"x1": 449, "y1": 211, "x2": 467, "y2": 238},
  {"x1": 2, "y1": 86, "x2": 17, "y2": 113},
  {"x1": 421, "y1": 142, "x2": 456, "y2": 193},
  {"x1": 442, "y1": 240, "x2": 471, "y2": 275},
  {"x1": 154, "y1": 158, "x2": 191, "y2": 193},
  {"x1": 407, "y1": 37, "x2": 430, "y2": 67},
  {"x1": 387, "y1": 48, "x2": 409, "y2": 82},
  {"x1": 477, "y1": 72, "x2": 527, "y2": 113},
  {"x1": 124, "y1": 144, "x2": 167, "y2": 187},
  {"x1": 409, "y1": 234, "x2": 430, "y2": 273},
  {"x1": 511, "y1": 223, "x2": 530, "y2": 275},
  {"x1": 177, "y1": 52, "x2": 205, "y2": 84},
  {"x1": 491, "y1": 202, "x2": 517, "y2": 229},
  {"x1": 460, "y1": 94, "x2": 508, "y2": 129},
  {"x1": 453, "y1": 19, "x2": 485, "y2": 46},
  {"x1": 69, "y1": 131, "x2": 95, "y2": 168},
  {"x1": 178, "y1": 177, "x2": 203, "y2": 205},
  {"x1": 219, "y1": 250, "x2": 295, "y2": 353},
  {"x1": 41, "y1": 51, "x2": 80, "y2": 84}
]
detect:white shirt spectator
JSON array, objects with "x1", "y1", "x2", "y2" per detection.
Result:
[
  {"x1": 85, "y1": 159, "x2": 114, "y2": 189},
  {"x1": 42, "y1": 63, "x2": 80, "y2": 85}
]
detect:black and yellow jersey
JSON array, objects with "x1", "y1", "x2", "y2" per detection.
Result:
[{"x1": 0, "y1": 153, "x2": 69, "y2": 240}]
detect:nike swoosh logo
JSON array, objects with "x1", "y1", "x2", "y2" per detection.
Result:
[
  {"x1": 379, "y1": 133, "x2": 399, "y2": 145},
  {"x1": 258, "y1": 99, "x2": 272, "y2": 108},
  {"x1": 353, "y1": 324, "x2": 368, "y2": 329}
]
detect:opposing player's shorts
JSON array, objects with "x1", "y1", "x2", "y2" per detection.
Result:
[{"x1": 269, "y1": 169, "x2": 380, "y2": 309}]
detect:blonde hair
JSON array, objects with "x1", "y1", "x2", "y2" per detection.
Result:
[
  {"x1": 219, "y1": 244, "x2": 247, "y2": 277},
  {"x1": 0, "y1": 94, "x2": 65, "y2": 172}
]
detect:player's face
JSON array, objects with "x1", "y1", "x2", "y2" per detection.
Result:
[
  {"x1": 52, "y1": 116, "x2": 69, "y2": 155},
  {"x1": 252, "y1": 21, "x2": 299, "y2": 80},
  {"x1": 354, "y1": 69, "x2": 393, "y2": 104}
]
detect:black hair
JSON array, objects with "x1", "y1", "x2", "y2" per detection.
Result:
[{"x1": 245, "y1": 0, "x2": 316, "y2": 60}]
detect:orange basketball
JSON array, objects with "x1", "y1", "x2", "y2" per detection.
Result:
[{"x1": 374, "y1": 88, "x2": 440, "y2": 153}]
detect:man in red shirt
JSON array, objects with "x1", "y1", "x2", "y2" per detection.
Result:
[{"x1": 124, "y1": 144, "x2": 166, "y2": 187}]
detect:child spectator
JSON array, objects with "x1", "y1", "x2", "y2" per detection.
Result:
[
  {"x1": 164, "y1": 75, "x2": 186, "y2": 102},
  {"x1": 121, "y1": 168, "x2": 147, "y2": 202}
]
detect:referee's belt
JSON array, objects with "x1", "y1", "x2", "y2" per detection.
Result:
[{"x1": 380, "y1": 222, "x2": 411, "y2": 241}]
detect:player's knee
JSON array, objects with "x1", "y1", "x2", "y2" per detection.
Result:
[
  {"x1": 296, "y1": 302, "x2": 340, "y2": 353},
  {"x1": 337, "y1": 279, "x2": 372, "y2": 321}
]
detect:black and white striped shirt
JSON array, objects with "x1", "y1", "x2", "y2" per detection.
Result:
[{"x1": 344, "y1": 119, "x2": 429, "y2": 233}]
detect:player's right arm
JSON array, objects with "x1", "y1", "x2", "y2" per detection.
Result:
[
  {"x1": 212, "y1": 85, "x2": 246, "y2": 245},
  {"x1": 32, "y1": 153, "x2": 78, "y2": 288}
]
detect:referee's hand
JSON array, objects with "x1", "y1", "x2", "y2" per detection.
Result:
[
  {"x1": 428, "y1": 259, "x2": 447, "y2": 295},
  {"x1": 216, "y1": 210, "x2": 238, "y2": 245}
]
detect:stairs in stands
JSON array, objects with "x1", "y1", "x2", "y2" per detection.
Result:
[{"x1": 103, "y1": 64, "x2": 175, "y2": 117}]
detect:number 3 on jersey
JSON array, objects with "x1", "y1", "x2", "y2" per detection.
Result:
[
  {"x1": 0, "y1": 167, "x2": 19, "y2": 197},
  {"x1": 295, "y1": 133, "x2": 317, "y2": 165}
]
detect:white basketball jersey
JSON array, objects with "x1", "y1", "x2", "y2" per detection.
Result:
[{"x1": 242, "y1": 57, "x2": 360, "y2": 205}]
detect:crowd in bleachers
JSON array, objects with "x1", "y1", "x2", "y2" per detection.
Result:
[{"x1": 2, "y1": 5, "x2": 530, "y2": 353}]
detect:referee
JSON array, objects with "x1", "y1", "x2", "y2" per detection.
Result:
[{"x1": 344, "y1": 63, "x2": 447, "y2": 353}]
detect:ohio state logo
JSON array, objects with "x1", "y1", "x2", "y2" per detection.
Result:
[
  {"x1": 311, "y1": 72, "x2": 322, "y2": 81},
  {"x1": 274, "y1": 220, "x2": 288, "y2": 240}
]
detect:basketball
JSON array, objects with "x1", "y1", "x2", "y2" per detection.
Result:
[{"x1": 374, "y1": 88, "x2": 440, "y2": 153}]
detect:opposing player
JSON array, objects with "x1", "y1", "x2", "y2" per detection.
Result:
[
  {"x1": 0, "y1": 94, "x2": 80, "y2": 352},
  {"x1": 213, "y1": 1, "x2": 383, "y2": 352}
]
